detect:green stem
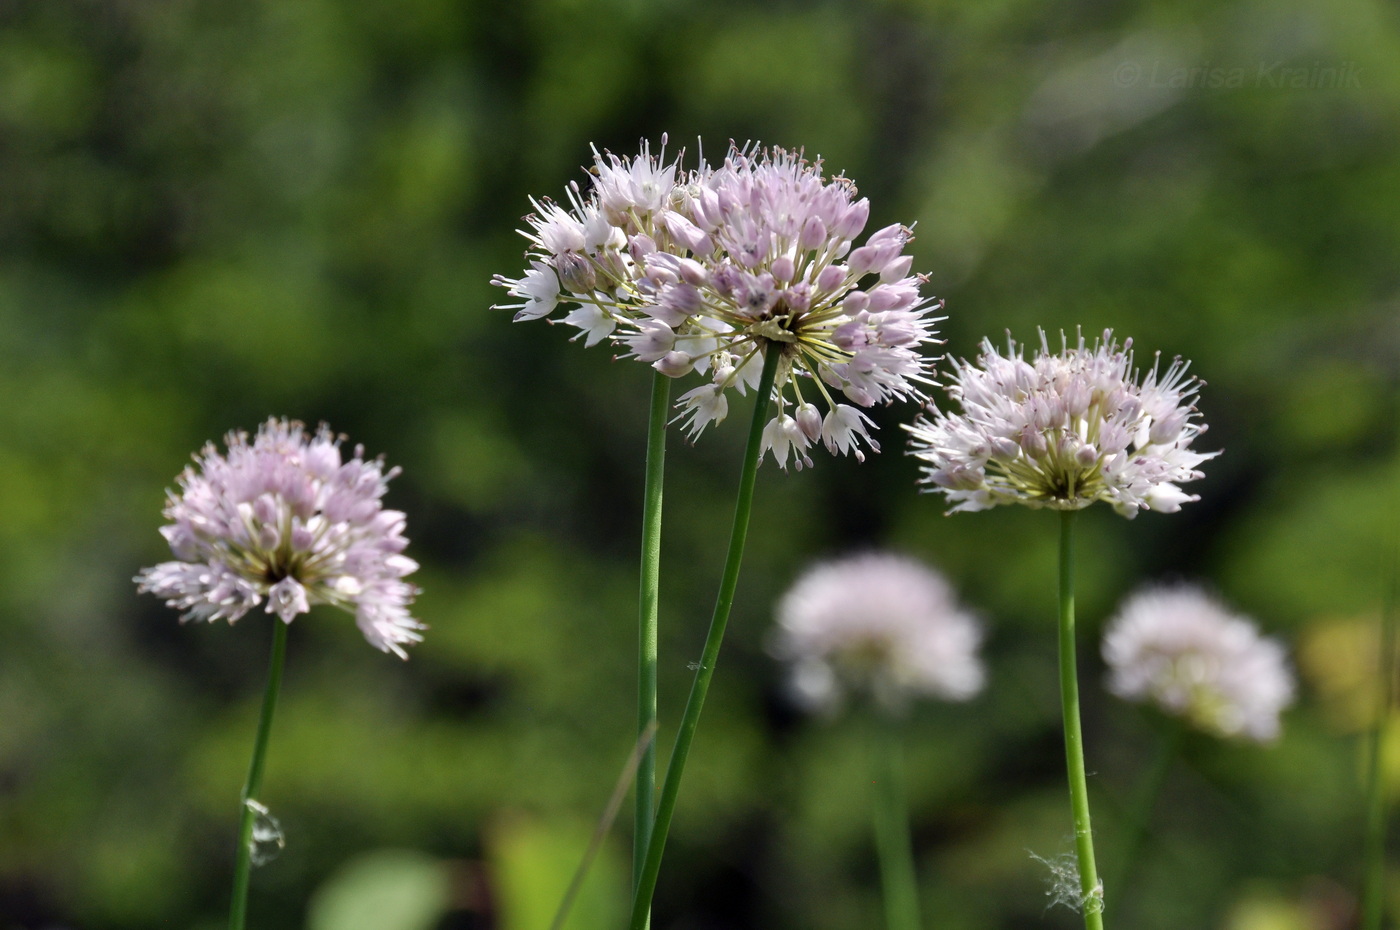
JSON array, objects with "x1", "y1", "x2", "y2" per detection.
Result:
[
  {"x1": 228, "y1": 619, "x2": 290, "y2": 930},
  {"x1": 635, "y1": 371, "x2": 670, "y2": 904},
  {"x1": 870, "y1": 713, "x2": 922, "y2": 930},
  {"x1": 1058, "y1": 509, "x2": 1105, "y2": 928},
  {"x1": 1106, "y1": 717, "x2": 1182, "y2": 909},
  {"x1": 626, "y1": 344, "x2": 782, "y2": 930},
  {"x1": 1362, "y1": 479, "x2": 1400, "y2": 930}
]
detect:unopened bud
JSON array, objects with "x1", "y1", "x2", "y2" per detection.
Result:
[
  {"x1": 628, "y1": 234, "x2": 657, "y2": 262},
  {"x1": 990, "y1": 436, "x2": 1020, "y2": 461},
  {"x1": 815, "y1": 264, "x2": 848, "y2": 292},
  {"x1": 653, "y1": 351, "x2": 695, "y2": 378},
  {"x1": 555, "y1": 252, "x2": 596, "y2": 293},
  {"x1": 878, "y1": 254, "x2": 913, "y2": 283},
  {"x1": 831, "y1": 198, "x2": 870, "y2": 240},
  {"x1": 1148, "y1": 411, "x2": 1186, "y2": 445},
  {"x1": 842, "y1": 290, "x2": 870, "y2": 314}
]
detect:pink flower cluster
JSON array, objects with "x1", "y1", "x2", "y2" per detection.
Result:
[
  {"x1": 493, "y1": 140, "x2": 943, "y2": 468},
  {"x1": 907, "y1": 330, "x2": 1216, "y2": 518},
  {"x1": 135, "y1": 419, "x2": 423, "y2": 658}
]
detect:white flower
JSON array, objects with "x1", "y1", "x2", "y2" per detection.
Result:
[
  {"x1": 906, "y1": 330, "x2": 1218, "y2": 518},
  {"x1": 496, "y1": 260, "x2": 560, "y2": 322},
  {"x1": 1101, "y1": 584, "x2": 1294, "y2": 741},
  {"x1": 561, "y1": 303, "x2": 616, "y2": 347},
  {"x1": 492, "y1": 140, "x2": 944, "y2": 468},
  {"x1": 771, "y1": 552, "x2": 984, "y2": 712}
]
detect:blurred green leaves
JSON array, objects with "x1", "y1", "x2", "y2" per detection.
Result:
[{"x1": 0, "y1": 0, "x2": 1396, "y2": 927}]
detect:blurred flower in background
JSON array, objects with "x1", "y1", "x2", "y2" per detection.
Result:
[
  {"x1": 770, "y1": 551, "x2": 984, "y2": 712},
  {"x1": 1102, "y1": 583, "x2": 1295, "y2": 741}
]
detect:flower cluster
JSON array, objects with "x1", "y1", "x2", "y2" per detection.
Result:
[
  {"x1": 906, "y1": 330, "x2": 1216, "y2": 517},
  {"x1": 135, "y1": 419, "x2": 423, "y2": 658},
  {"x1": 771, "y1": 552, "x2": 984, "y2": 711},
  {"x1": 1101, "y1": 584, "x2": 1294, "y2": 741},
  {"x1": 492, "y1": 139, "x2": 944, "y2": 468}
]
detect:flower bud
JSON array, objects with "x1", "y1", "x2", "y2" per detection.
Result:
[
  {"x1": 625, "y1": 320, "x2": 675, "y2": 362},
  {"x1": 796, "y1": 403, "x2": 823, "y2": 441},
  {"x1": 1149, "y1": 411, "x2": 1186, "y2": 445},
  {"x1": 628, "y1": 234, "x2": 657, "y2": 262},
  {"x1": 555, "y1": 251, "x2": 597, "y2": 293},
  {"x1": 676, "y1": 257, "x2": 709, "y2": 286},
  {"x1": 780, "y1": 283, "x2": 812, "y2": 313},
  {"x1": 799, "y1": 215, "x2": 828, "y2": 250},
  {"x1": 815, "y1": 264, "x2": 848, "y2": 292},
  {"x1": 1020, "y1": 426, "x2": 1048, "y2": 458},
  {"x1": 989, "y1": 436, "x2": 1020, "y2": 461},
  {"x1": 832, "y1": 320, "x2": 865, "y2": 351},
  {"x1": 879, "y1": 254, "x2": 913, "y2": 283},
  {"x1": 653, "y1": 283, "x2": 702, "y2": 325},
  {"x1": 653, "y1": 351, "x2": 695, "y2": 377},
  {"x1": 831, "y1": 197, "x2": 869, "y2": 240}
]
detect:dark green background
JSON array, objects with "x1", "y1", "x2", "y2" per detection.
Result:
[{"x1": 1, "y1": 0, "x2": 1397, "y2": 927}]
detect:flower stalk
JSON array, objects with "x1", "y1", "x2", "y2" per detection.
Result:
[
  {"x1": 626, "y1": 344, "x2": 781, "y2": 930},
  {"x1": 870, "y1": 711, "x2": 922, "y2": 930},
  {"x1": 634, "y1": 370, "x2": 670, "y2": 902},
  {"x1": 1058, "y1": 510, "x2": 1105, "y2": 928},
  {"x1": 228, "y1": 619, "x2": 289, "y2": 930}
]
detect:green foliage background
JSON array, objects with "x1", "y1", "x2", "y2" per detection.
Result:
[{"x1": 0, "y1": 0, "x2": 1397, "y2": 927}]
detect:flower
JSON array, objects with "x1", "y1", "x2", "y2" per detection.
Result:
[
  {"x1": 492, "y1": 140, "x2": 944, "y2": 468},
  {"x1": 771, "y1": 552, "x2": 984, "y2": 711},
  {"x1": 906, "y1": 329, "x2": 1217, "y2": 518},
  {"x1": 135, "y1": 419, "x2": 423, "y2": 658},
  {"x1": 1101, "y1": 584, "x2": 1294, "y2": 741}
]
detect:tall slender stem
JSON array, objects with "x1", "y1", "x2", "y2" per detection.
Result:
[
  {"x1": 635, "y1": 371, "x2": 670, "y2": 906},
  {"x1": 1362, "y1": 479, "x2": 1399, "y2": 930},
  {"x1": 228, "y1": 619, "x2": 290, "y2": 930},
  {"x1": 870, "y1": 712, "x2": 922, "y2": 930},
  {"x1": 1058, "y1": 509, "x2": 1105, "y2": 928},
  {"x1": 626, "y1": 345, "x2": 782, "y2": 930}
]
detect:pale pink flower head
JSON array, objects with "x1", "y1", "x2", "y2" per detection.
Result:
[
  {"x1": 771, "y1": 552, "x2": 984, "y2": 712},
  {"x1": 906, "y1": 329, "x2": 1217, "y2": 518},
  {"x1": 1102, "y1": 584, "x2": 1294, "y2": 741},
  {"x1": 492, "y1": 140, "x2": 944, "y2": 469},
  {"x1": 135, "y1": 418, "x2": 423, "y2": 658}
]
